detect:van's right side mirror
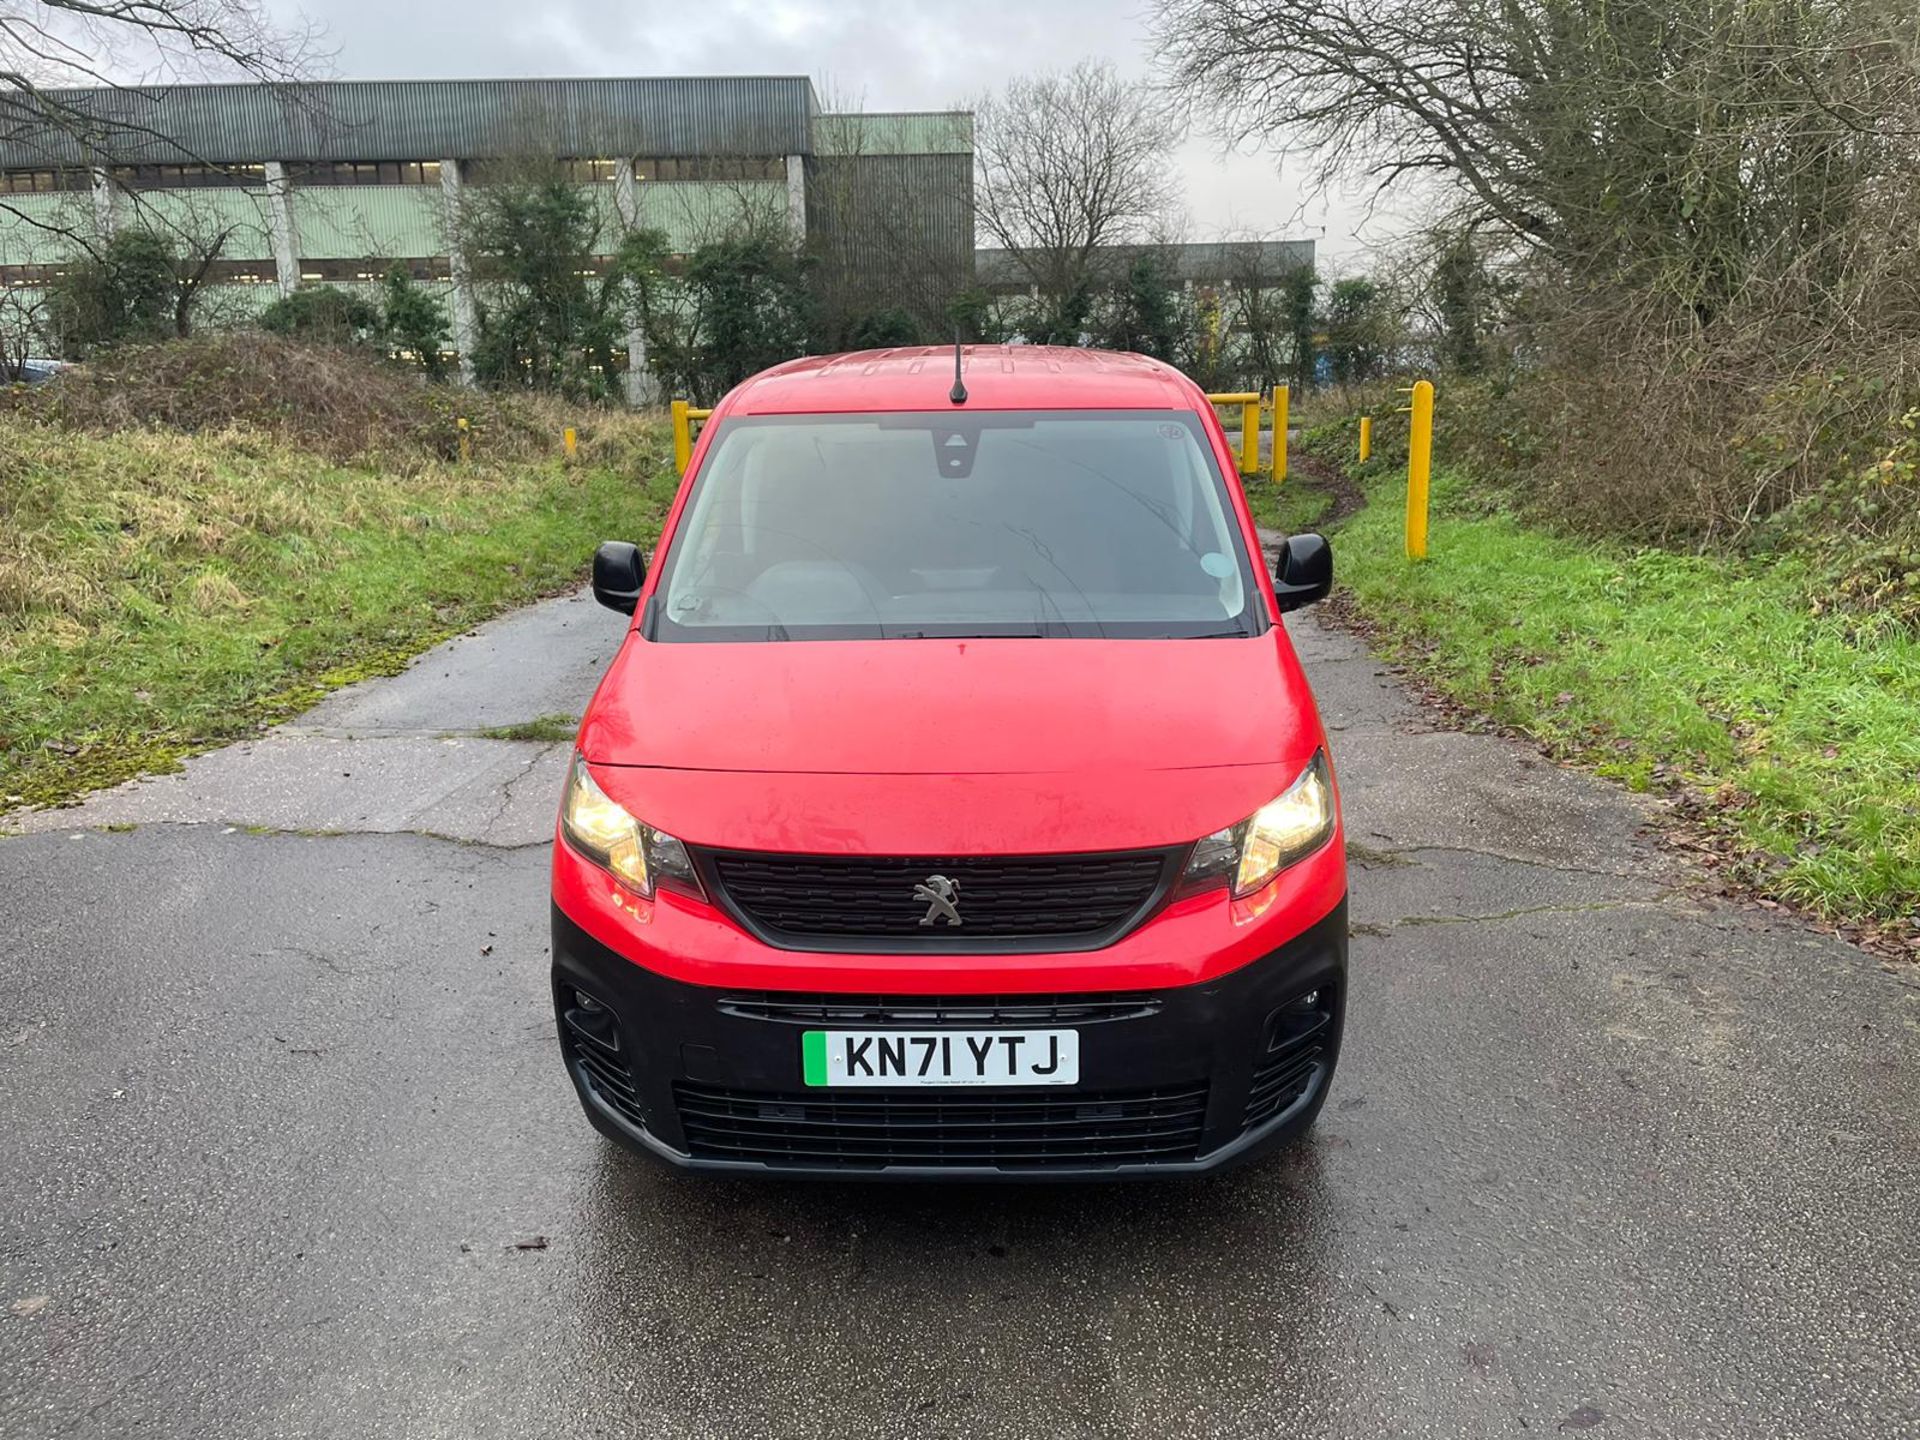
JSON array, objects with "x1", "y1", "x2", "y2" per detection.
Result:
[
  {"x1": 1272, "y1": 533, "x2": 1333, "y2": 612},
  {"x1": 592, "y1": 541, "x2": 646, "y2": 614}
]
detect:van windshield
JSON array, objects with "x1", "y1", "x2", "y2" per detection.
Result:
[{"x1": 647, "y1": 410, "x2": 1263, "y2": 642}]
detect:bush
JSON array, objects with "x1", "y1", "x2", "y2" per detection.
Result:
[
  {"x1": 47, "y1": 230, "x2": 178, "y2": 355},
  {"x1": 380, "y1": 268, "x2": 450, "y2": 377},
  {"x1": 646, "y1": 231, "x2": 816, "y2": 404},
  {"x1": 848, "y1": 307, "x2": 923, "y2": 348},
  {"x1": 4, "y1": 332, "x2": 563, "y2": 465},
  {"x1": 259, "y1": 286, "x2": 382, "y2": 346}
]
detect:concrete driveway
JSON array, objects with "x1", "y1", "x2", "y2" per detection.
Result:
[{"x1": 2, "y1": 591, "x2": 1915, "y2": 1438}]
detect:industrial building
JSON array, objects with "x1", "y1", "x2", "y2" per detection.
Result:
[{"x1": 0, "y1": 77, "x2": 974, "y2": 395}]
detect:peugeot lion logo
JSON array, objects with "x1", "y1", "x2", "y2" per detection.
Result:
[{"x1": 913, "y1": 874, "x2": 962, "y2": 927}]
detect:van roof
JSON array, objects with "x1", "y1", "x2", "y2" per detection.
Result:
[{"x1": 719, "y1": 345, "x2": 1203, "y2": 416}]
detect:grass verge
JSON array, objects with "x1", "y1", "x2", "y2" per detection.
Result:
[
  {"x1": 1, "y1": 415, "x2": 676, "y2": 810},
  {"x1": 1300, "y1": 461, "x2": 1920, "y2": 940}
]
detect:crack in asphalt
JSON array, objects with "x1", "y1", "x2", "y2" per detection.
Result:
[
  {"x1": 1385, "y1": 897, "x2": 1672, "y2": 929},
  {"x1": 481, "y1": 746, "x2": 554, "y2": 843},
  {"x1": 16, "y1": 818, "x2": 557, "y2": 852},
  {"x1": 1356, "y1": 840, "x2": 1664, "y2": 884}
]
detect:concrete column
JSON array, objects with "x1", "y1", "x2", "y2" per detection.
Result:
[
  {"x1": 614, "y1": 159, "x2": 657, "y2": 407},
  {"x1": 614, "y1": 158, "x2": 639, "y2": 229},
  {"x1": 439, "y1": 157, "x2": 478, "y2": 386},
  {"x1": 784, "y1": 153, "x2": 806, "y2": 240},
  {"x1": 89, "y1": 168, "x2": 115, "y2": 237},
  {"x1": 263, "y1": 161, "x2": 299, "y2": 297}
]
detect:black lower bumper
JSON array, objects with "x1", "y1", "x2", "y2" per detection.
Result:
[{"x1": 550, "y1": 899, "x2": 1347, "y2": 1180}]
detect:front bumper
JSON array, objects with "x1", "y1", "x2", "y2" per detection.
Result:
[{"x1": 550, "y1": 898, "x2": 1347, "y2": 1180}]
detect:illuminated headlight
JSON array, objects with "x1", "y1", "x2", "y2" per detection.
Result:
[
  {"x1": 560, "y1": 752, "x2": 700, "y2": 899},
  {"x1": 1183, "y1": 751, "x2": 1336, "y2": 898}
]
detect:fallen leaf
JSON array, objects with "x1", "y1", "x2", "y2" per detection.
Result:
[{"x1": 10, "y1": 1295, "x2": 49, "y2": 1317}]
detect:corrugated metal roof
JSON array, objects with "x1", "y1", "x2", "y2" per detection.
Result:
[{"x1": 0, "y1": 77, "x2": 819, "y2": 168}]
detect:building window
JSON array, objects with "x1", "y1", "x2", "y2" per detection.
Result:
[
  {"x1": 1, "y1": 262, "x2": 68, "y2": 285},
  {"x1": 107, "y1": 163, "x2": 267, "y2": 189},
  {"x1": 563, "y1": 159, "x2": 621, "y2": 184},
  {"x1": 0, "y1": 169, "x2": 91, "y2": 194},
  {"x1": 201, "y1": 260, "x2": 280, "y2": 284},
  {"x1": 633, "y1": 155, "x2": 785, "y2": 183},
  {"x1": 283, "y1": 161, "x2": 443, "y2": 187},
  {"x1": 465, "y1": 158, "x2": 623, "y2": 185},
  {"x1": 294, "y1": 258, "x2": 453, "y2": 282}
]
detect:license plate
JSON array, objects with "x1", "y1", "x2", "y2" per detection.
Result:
[{"x1": 801, "y1": 1029, "x2": 1079, "y2": 1087}]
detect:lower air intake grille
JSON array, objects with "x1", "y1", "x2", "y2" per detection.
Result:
[
  {"x1": 699, "y1": 848, "x2": 1177, "y2": 950},
  {"x1": 562, "y1": 1004, "x2": 645, "y2": 1130},
  {"x1": 673, "y1": 1081, "x2": 1210, "y2": 1170},
  {"x1": 1243, "y1": 989, "x2": 1336, "y2": 1129}
]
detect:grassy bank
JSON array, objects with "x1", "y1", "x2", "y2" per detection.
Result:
[
  {"x1": 1278, "y1": 458, "x2": 1920, "y2": 937},
  {"x1": 1, "y1": 414, "x2": 676, "y2": 810}
]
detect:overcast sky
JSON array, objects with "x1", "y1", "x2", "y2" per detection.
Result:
[{"x1": 260, "y1": 0, "x2": 1396, "y2": 263}]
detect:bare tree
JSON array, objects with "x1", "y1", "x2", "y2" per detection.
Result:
[
  {"x1": 1151, "y1": 0, "x2": 1920, "y2": 325},
  {"x1": 0, "y1": 1, "x2": 321, "y2": 255},
  {"x1": 973, "y1": 61, "x2": 1185, "y2": 339},
  {"x1": 1152, "y1": 0, "x2": 1920, "y2": 539},
  {"x1": 0, "y1": 278, "x2": 45, "y2": 375}
]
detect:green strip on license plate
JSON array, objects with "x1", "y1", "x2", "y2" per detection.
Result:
[{"x1": 802, "y1": 1029, "x2": 829, "y2": 1086}]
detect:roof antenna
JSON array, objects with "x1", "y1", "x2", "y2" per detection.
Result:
[{"x1": 948, "y1": 330, "x2": 968, "y2": 405}]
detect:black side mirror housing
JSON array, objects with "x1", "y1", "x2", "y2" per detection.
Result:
[
  {"x1": 592, "y1": 541, "x2": 646, "y2": 614},
  {"x1": 1272, "y1": 533, "x2": 1333, "y2": 612}
]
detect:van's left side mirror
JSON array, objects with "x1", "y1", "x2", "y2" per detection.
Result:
[
  {"x1": 1272, "y1": 533, "x2": 1333, "y2": 612},
  {"x1": 592, "y1": 541, "x2": 646, "y2": 614}
]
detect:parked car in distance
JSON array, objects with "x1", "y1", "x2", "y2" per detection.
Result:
[
  {"x1": 552, "y1": 345, "x2": 1345, "y2": 1178},
  {"x1": 11, "y1": 358, "x2": 66, "y2": 385}
]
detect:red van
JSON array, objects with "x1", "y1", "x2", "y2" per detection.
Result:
[{"x1": 552, "y1": 346, "x2": 1345, "y2": 1178}]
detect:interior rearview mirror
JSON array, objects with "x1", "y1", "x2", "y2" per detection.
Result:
[
  {"x1": 592, "y1": 541, "x2": 646, "y2": 614},
  {"x1": 1272, "y1": 533, "x2": 1333, "y2": 613}
]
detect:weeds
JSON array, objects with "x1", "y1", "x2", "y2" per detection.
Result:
[{"x1": 475, "y1": 715, "x2": 580, "y2": 744}]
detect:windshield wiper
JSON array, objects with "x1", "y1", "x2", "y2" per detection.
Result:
[{"x1": 885, "y1": 628, "x2": 1051, "y2": 640}]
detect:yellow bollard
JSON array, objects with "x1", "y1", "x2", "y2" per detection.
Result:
[
  {"x1": 563, "y1": 426, "x2": 577, "y2": 462},
  {"x1": 1204, "y1": 393, "x2": 1262, "y2": 475},
  {"x1": 1359, "y1": 416, "x2": 1372, "y2": 463},
  {"x1": 457, "y1": 416, "x2": 470, "y2": 464},
  {"x1": 1405, "y1": 380, "x2": 1434, "y2": 560},
  {"x1": 671, "y1": 399, "x2": 692, "y2": 475},
  {"x1": 1271, "y1": 384, "x2": 1289, "y2": 484}
]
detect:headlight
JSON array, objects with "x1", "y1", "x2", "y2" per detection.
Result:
[
  {"x1": 1182, "y1": 751, "x2": 1336, "y2": 898},
  {"x1": 560, "y1": 753, "x2": 700, "y2": 899}
]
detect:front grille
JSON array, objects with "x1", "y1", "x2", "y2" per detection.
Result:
[
  {"x1": 1243, "y1": 989, "x2": 1336, "y2": 1129},
  {"x1": 699, "y1": 847, "x2": 1177, "y2": 950},
  {"x1": 673, "y1": 1081, "x2": 1210, "y2": 1170},
  {"x1": 718, "y1": 992, "x2": 1163, "y2": 1025}
]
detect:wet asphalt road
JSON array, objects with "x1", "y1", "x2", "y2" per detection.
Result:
[{"x1": 3, "y1": 590, "x2": 1918, "y2": 1438}]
